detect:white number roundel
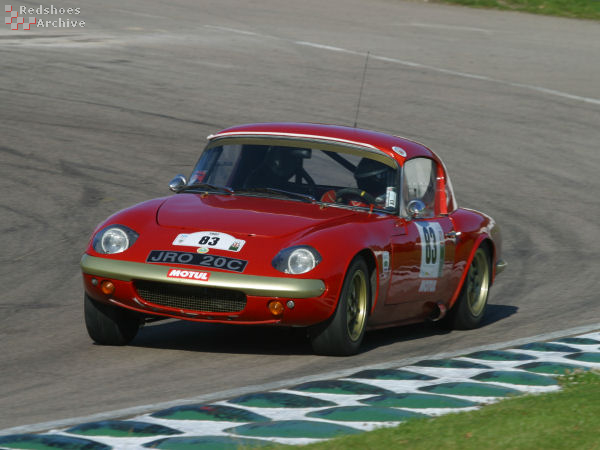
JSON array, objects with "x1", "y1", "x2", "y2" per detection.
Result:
[{"x1": 415, "y1": 222, "x2": 444, "y2": 278}]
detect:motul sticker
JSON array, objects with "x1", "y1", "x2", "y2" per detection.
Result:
[{"x1": 167, "y1": 269, "x2": 211, "y2": 281}]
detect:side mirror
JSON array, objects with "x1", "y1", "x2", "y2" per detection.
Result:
[
  {"x1": 406, "y1": 199, "x2": 426, "y2": 219},
  {"x1": 168, "y1": 174, "x2": 187, "y2": 192}
]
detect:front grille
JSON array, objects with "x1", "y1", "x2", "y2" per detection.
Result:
[{"x1": 134, "y1": 280, "x2": 246, "y2": 313}]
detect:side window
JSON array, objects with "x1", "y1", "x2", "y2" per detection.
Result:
[
  {"x1": 402, "y1": 157, "x2": 437, "y2": 218},
  {"x1": 302, "y1": 150, "x2": 361, "y2": 187}
]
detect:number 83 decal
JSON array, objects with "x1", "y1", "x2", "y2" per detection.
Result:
[
  {"x1": 172, "y1": 231, "x2": 246, "y2": 252},
  {"x1": 415, "y1": 222, "x2": 445, "y2": 278},
  {"x1": 198, "y1": 235, "x2": 220, "y2": 246}
]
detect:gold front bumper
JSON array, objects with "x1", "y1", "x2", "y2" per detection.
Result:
[{"x1": 81, "y1": 254, "x2": 326, "y2": 298}]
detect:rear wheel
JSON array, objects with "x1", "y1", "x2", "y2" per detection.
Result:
[
  {"x1": 84, "y1": 294, "x2": 141, "y2": 345},
  {"x1": 310, "y1": 258, "x2": 369, "y2": 356},
  {"x1": 445, "y1": 246, "x2": 491, "y2": 330}
]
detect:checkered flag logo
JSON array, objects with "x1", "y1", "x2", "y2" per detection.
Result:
[{"x1": 5, "y1": 5, "x2": 36, "y2": 30}]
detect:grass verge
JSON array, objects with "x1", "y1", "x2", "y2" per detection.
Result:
[
  {"x1": 431, "y1": 0, "x2": 600, "y2": 20},
  {"x1": 272, "y1": 370, "x2": 600, "y2": 449}
]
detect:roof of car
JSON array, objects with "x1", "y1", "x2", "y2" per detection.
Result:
[{"x1": 209, "y1": 123, "x2": 434, "y2": 162}]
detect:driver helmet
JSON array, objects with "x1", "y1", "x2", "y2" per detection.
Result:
[
  {"x1": 354, "y1": 158, "x2": 391, "y2": 195},
  {"x1": 265, "y1": 146, "x2": 302, "y2": 180}
]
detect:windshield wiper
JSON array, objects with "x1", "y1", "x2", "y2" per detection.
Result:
[
  {"x1": 237, "y1": 187, "x2": 315, "y2": 203},
  {"x1": 178, "y1": 183, "x2": 235, "y2": 194}
]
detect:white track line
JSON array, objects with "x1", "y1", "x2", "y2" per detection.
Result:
[
  {"x1": 1, "y1": 322, "x2": 598, "y2": 436},
  {"x1": 409, "y1": 22, "x2": 494, "y2": 34},
  {"x1": 204, "y1": 25, "x2": 600, "y2": 107}
]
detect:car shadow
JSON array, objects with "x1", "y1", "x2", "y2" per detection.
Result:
[
  {"x1": 131, "y1": 320, "x2": 315, "y2": 355},
  {"x1": 129, "y1": 303, "x2": 518, "y2": 356},
  {"x1": 480, "y1": 304, "x2": 519, "y2": 327},
  {"x1": 360, "y1": 303, "x2": 519, "y2": 353}
]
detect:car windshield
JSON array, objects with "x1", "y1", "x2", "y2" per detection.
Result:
[{"x1": 185, "y1": 141, "x2": 399, "y2": 214}]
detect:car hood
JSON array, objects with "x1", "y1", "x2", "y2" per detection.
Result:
[{"x1": 156, "y1": 193, "x2": 360, "y2": 238}]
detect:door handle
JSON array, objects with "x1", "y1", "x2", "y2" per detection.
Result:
[{"x1": 445, "y1": 230, "x2": 461, "y2": 241}]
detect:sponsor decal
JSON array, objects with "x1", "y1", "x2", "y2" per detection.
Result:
[
  {"x1": 385, "y1": 187, "x2": 397, "y2": 209},
  {"x1": 173, "y1": 231, "x2": 246, "y2": 252},
  {"x1": 419, "y1": 279, "x2": 437, "y2": 292},
  {"x1": 392, "y1": 146, "x2": 407, "y2": 157},
  {"x1": 228, "y1": 240, "x2": 243, "y2": 251},
  {"x1": 377, "y1": 251, "x2": 390, "y2": 273},
  {"x1": 197, "y1": 247, "x2": 209, "y2": 254},
  {"x1": 167, "y1": 269, "x2": 210, "y2": 281},
  {"x1": 374, "y1": 250, "x2": 391, "y2": 278},
  {"x1": 147, "y1": 250, "x2": 247, "y2": 273},
  {"x1": 382, "y1": 251, "x2": 390, "y2": 272}
]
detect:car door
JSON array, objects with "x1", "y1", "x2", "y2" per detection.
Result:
[{"x1": 385, "y1": 157, "x2": 457, "y2": 319}]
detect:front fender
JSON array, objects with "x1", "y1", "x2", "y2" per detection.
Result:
[{"x1": 300, "y1": 215, "x2": 394, "y2": 318}]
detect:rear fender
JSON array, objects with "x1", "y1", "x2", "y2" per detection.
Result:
[{"x1": 448, "y1": 234, "x2": 495, "y2": 309}]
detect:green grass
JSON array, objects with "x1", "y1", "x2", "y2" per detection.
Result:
[
  {"x1": 431, "y1": 0, "x2": 600, "y2": 20},
  {"x1": 270, "y1": 370, "x2": 600, "y2": 449}
]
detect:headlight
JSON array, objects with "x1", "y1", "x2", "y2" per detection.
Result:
[
  {"x1": 272, "y1": 246, "x2": 321, "y2": 274},
  {"x1": 93, "y1": 225, "x2": 139, "y2": 254}
]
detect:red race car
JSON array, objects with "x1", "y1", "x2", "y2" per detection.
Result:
[{"x1": 81, "y1": 123, "x2": 506, "y2": 355}]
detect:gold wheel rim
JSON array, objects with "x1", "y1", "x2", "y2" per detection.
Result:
[
  {"x1": 346, "y1": 270, "x2": 367, "y2": 342},
  {"x1": 466, "y1": 249, "x2": 490, "y2": 316}
]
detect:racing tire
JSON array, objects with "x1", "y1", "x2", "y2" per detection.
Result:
[
  {"x1": 84, "y1": 294, "x2": 141, "y2": 345},
  {"x1": 444, "y1": 246, "x2": 491, "y2": 330},
  {"x1": 309, "y1": 258, "x2": 369, "y2": 356}
]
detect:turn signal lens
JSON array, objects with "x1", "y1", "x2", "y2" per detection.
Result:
[
  {"x1": 100, "y1": 280, "x2": 115, "y2": 295},
  {"x1": 268, "y1": 300, "x2": 284, "y2": 316}
]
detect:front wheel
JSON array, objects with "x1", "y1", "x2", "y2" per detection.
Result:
[
  {"x1": 445, "y1": 246, "x2": 491, "y2": 330},
  {"x1": 84, "y1": 294, "x2": 141, "y2": 345},
  {"x1": 309, "y1": 258, "x2": 370, "y2": 356}
]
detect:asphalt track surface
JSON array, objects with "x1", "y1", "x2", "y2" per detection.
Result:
[{"x1": 1, "y1": 0, "x2": 599, "y2": 431}]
